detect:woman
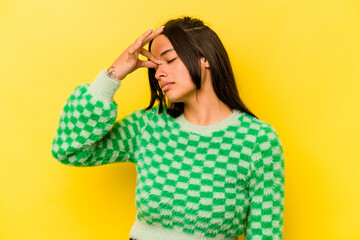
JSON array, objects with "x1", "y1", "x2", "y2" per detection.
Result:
[{"x1": 51, "y1": 16, "x2": 285, "y2": 240}]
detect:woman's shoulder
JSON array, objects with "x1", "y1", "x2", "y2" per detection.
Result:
[
  {"x1": 240, "y1": 111, "x2": 281, "y2": 140},
  {"x1": 130, "y1": 104, "x2": 165, "y2": 123}
]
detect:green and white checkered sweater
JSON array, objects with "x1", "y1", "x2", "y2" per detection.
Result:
[{"x1": 51, "y1": 69, "x2": 285, "y2": 240}]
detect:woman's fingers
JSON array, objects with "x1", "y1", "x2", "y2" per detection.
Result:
[
  {"x1": 137, "y1": 59, "x2": 158, "y2": 69},
  {"x1": 136, "y1": 27, "x2": 154, "y2": 46},
  {"x1": 128, "y1": 28, "x2": 154, "y2": 55},
  {"x1": 140, "y1": 48, "x2": 164, "y2": 64},
  {"x1": 134, "y1": 26, "x2": 163, "y2": 49},
  {"x1": 128, "y1": 26, "x2": 165, "y2": 69},
  {"x1": 130, "y1": 26, "x2": 164, "y2": 54},
  {"x1": 141, "y1": 26, "x2": 164, "y2": 46},
  {"x1": 108, "y1": 26, "x2": 164, "y2": 80}
]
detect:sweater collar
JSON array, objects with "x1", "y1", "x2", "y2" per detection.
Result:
[{"x1": 172, "y1": 109, "x2": 244, "y2": 135}]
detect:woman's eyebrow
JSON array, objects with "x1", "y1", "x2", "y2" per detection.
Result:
[{"x1": 160, "y1": 49, "x2": 175, "y2": 57}]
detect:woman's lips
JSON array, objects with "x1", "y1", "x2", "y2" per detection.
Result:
[{"x1": 162, "y1": 83, "x2": 174, "y2": 91}]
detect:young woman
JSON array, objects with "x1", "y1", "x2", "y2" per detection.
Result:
[{"x1": 51, "y1": 16, "x2": 285, "y2": 240}]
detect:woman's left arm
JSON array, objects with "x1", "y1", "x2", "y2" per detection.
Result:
[{"x1": 245, "y1": 122, "x2": 285, "y2": 240}]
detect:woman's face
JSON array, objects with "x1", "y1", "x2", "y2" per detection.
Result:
[{"x1": 150, "y1": 34, "x2": 197, "y2": 103}]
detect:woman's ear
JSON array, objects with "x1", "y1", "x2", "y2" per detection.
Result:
[{"x1": 200, "y1": 57, "x2": 210, "y2": 69}]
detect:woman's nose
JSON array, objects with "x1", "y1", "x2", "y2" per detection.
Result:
[{"x1": 155, "y1": 65, "x2": 167, "y2": 80}]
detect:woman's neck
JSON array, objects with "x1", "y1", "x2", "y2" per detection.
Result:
[
  {"x1": 183, "y1": 92, "x2": 233, "y2": 126},
  {"x1": 181, "y1": 64, "x2": 233, "y2": 126}
]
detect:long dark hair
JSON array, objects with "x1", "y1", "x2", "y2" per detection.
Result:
[{"x1": 145, "y1": 16, "x2": 258, "y2": 119}]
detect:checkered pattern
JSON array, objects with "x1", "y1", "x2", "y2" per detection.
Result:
[
  {"x1": 244, "y1": 124, "x2": 285, "y2": 240},
  {"x1": 51, "y1": 84, "x2": 149, "y2": 166},
  {"x1": 51, "y1": 81, "x2": 285, "y2": 239}
]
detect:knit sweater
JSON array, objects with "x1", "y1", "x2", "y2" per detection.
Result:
[{"x1": 51, "y1": 69, "x2": 285, "y2": 240}]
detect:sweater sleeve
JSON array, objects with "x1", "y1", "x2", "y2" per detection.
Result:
[
  {"x1": 245, "y1": 122, "x2": 285, "y2": 240},
  {"x1": 51, "y1": 69, "x2": 149, "y2": 167}
]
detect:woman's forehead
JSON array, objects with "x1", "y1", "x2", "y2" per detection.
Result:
[{"x1": 151, "y1": 35, "x2": 174, "y2": 55}]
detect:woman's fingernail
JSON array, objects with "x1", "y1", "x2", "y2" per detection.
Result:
[{"x1": 161, "y1": 26, "x2": 165, "y2": 29}]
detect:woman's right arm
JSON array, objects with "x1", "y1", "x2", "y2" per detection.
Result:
[
  {"x1": 50, "y1": 26, "x2": 164, "y2": 166},
  {"x1": 50, "y1": 70, "x2": 148, "y2": 166}
]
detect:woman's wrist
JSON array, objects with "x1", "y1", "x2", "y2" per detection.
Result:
[{"x1": 106, "y1": 66, "x2": 120, "y2": 81}]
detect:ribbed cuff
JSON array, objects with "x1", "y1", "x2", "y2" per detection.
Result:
[
  {"x1": 129, "y1": 217, "x2": 237, "y2": 240},
  {"x1": 87, "y1": 68, "x2": 121, "y2": 103}
]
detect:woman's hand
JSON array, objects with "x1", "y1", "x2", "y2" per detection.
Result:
[{"x1": 107, "y1": 26, "x2": 164, "y2": 81}]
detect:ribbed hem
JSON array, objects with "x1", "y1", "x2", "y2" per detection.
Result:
[
  {"x1": 87, "y1": 68, "x2": 121, "y2": 103},
  {"x1": 129, "y1": 217, "x2": 236, "y2": 240},
  {"x1": 173, "y1": 109, "x2": 244, "y2": 135}
]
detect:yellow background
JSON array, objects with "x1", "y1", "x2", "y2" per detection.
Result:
[{"x1": 1, "y1": 0, "x2": 359, "y2": 239}]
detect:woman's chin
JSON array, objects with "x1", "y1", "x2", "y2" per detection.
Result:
[{"x1": 165, "y1": 93, "x2": 181, "y2": 103}]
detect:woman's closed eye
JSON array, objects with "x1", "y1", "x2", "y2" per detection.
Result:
[
  {"x1": 167, "y1": 57, "x2": 177, "y2": 64},
  {"x1": 154, "y1": 57, "x2": 177, "y2": 70}
]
